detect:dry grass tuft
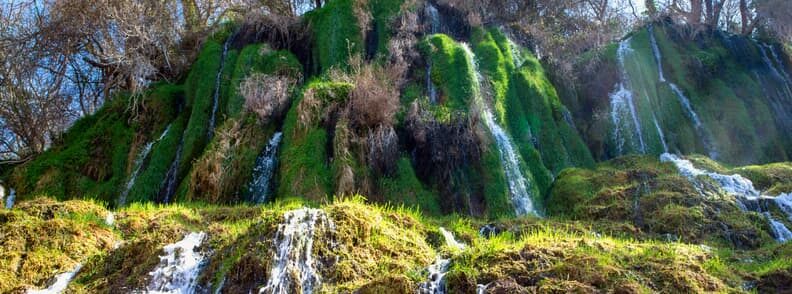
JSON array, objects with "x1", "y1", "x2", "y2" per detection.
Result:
[{"x1": 240, "y1": 73, "x2": 295, "y2": 124}]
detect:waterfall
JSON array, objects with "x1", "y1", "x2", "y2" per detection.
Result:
[
  {"x1": 207, "y1": 35, "x2": 234, "y2": 140},
  {"x1": 146, "y1": 232, "x2": 209, "y2": 293},
  {"x1": 775, "y1": 193, "x2": 792, "y2": 221},
  {"x1": 765, "y1": 212, "x2": 792, "y2": 242},
  {"x1": 668, "y1": 84, "x2": 717, "y2": 159},
  {"x1": 439, "y1": 227, "x2": 466, "y2": 251},
  {"x1": 460, "y1": 43, "x2": 538, "y2": 216},
  {"x1": 26, "y1": 264, "x2": 83, "y2": 294},
  {"x1": 119, "y1": 124, "x2": 172, "y2": 206},
  {"x1": 5, "y1": 188, "x2": 15, "y2": 209},
  {"x1": 648, "y1": 25, "x2": 666, "y2": 82},
  {"x1": 505, "y1": 36, "x2": 524, "y2": 69},
  {"x1": 648, "y1": 27, "x2": 717, "y2": 157},
  {"x1": 765, "y1": 44, "x2": 792, "y2": 85},
  {"x1": 652, "y1": 113, "x2": 668, "y2": 153},
  {"x1": 418, "y1": 228, "x2": 466, "y2": 294},
  {"x1": 609, "y1": 38, "x2": 647, "y2": 155},
  {"x1": 661, "y1": 153, "x2": 792, "y2": 242},
  {"x1": 105, "y1": 212, "x2": 115, "y2": 226},
  {"x1": 425, "y1": 4, "x2": 440, "y2": 104},
  {"x1": 757, "y1": 42, "x2": 792, "y2": 100},
  {"x1": 260, "y1": 208, "x2": 335, "y2": 294},
  {"x1": 160, "y1": 139, "x2": 184, "y2": 204},
  {"x1": 248, "y1": 132, "x2": 283, "y2": 204},
  {"x1": 476, "y1": 283, "x2": 490, "y2": 294},
  {"x1": 1, "y1": 185, "x2": 14, "y2": 209}
]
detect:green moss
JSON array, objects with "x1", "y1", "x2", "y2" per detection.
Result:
[
  {"x1": 180, "y1": 40, "x2": 224, "y2": 176},
  {"x1": 378, "y1": 157, "x2": 441, "y2": 216},
  {"x1": 227, "y1": 44, "x2": 302, "y2": 117},
  {"x1": 0, "y1": 198, "x2": 118, "y2": 293},
  {"x1": 547, "y1": 155, "x2": 777, "y2": 248},
  {"x1": 419, "y1": 34, "x2": 477, "y2": 113},
  {"x1": 306, "y1": 0, "x2": 363, "y2": 72},
  {"x1": 478, "y1": 146, "x2": 513, "y2": 219},
  {"x1": 469, "y1": 28, "x2": 594, "y2": 196},
  {"x1": 9, "y1": 95, "x2": 137, "y2": 205},
  {"x1": 583, "y1": 23, "x2": 792, "y2": 164},
  {"x1": 368, "y1": 0, "x2": 406, "y2": 57},
  {"x1": 124, "y1": 114, "x2": 188, "y2": 204}
]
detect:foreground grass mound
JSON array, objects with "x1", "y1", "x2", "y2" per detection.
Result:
[
  {"x1": 6, "y1": 195, "x2": 784, "y2": 293},
  {"x1": 0, "y1": 198, "x2": 118, "y2": 293},
  {"x1": 548, "y1": 155, "x2": 792, "y2": 249}
]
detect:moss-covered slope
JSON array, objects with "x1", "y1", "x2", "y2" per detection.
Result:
[
  {"x1": 572, "y1": 21, "x2": 792, "y2": 165},
  {"x1": 4, "y1": 196, "x2": 792, "y2": 293}
]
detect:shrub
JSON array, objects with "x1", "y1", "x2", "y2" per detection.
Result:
[{"x1": 240, "y1": 73, "x2": 295, "y2": 124}]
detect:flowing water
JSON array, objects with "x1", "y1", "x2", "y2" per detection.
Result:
[
  {"x1": 765, "y1": 212, "x2": 792, "y2": 242},
  {"x1": 651, "y1": 113, "x2": 668, "y2": 153},
  {"x1": 648, "y1": 28, "x2": 717, "y2": 158},
  {"x1": 248, "y1": 132, "x2": 283, "y2": 203},
  {"x1": 26, "y1": 264, "x2": 83, "y2": 294},
  {"x1": 207, "y1": 35, "x2": 234, "y2": 140},
  {"x1": 119, "y1": 124, "x2": 172, "y2": 206},
  {"x1": 609, "y1": 38, "x2": 647, "y2": 155},
  {"x1": 260, "y1": 208, "x2": 335, "y2": 294},
  {"x1": 6, "y1": 188, "x2": 15, "y2": 209},
  {"x1": 460, "y1": 43, "x2": 538, "y2": 216},
  {"x1": 661, "y1": 153, "x2": 792, "y2": 242},
  {"x1": 160, "y1": 139, "x2": 184, "y2": 204},
  {"x1": 425, "y1": 4, "x2": 440, "y2": 104},
  {"x1": 418, "y1": 228, "x2": 466, "y2": 294},
  {"x1": 105, "y1": 212, "x2": 115, "y2": 226},
  {"x1": 775, "y1": 193, "x2": 792, "y2": 221},
  {"x1": 146, "y1": 232, "x2": 209, "y2": 293},
  {"x1": 765, "y1": 44, "x2": 792, "y2": 86},
  {"x1": 648, "y1": 25, "x2": 666, "y2": 82}
]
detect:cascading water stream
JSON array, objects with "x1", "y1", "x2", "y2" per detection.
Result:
[
  {"x1": 26, "y1": 264, "x2": 83, "y2": 294},
  {"x1": 648, "y1": 25, "x2": 666, "y2": 82},
  {"x1": 661, "y1": 153, "x2": 792, "y2": 242},
  {"x1": 146, "y1": 232, "x2": 209, "y2": 293},
  {"x1": 6, "y1": 188, "x2": 15, "y2": 209},
  {"x1": 207, "y1": 35, "x2": 234, "y2": 140},
  {"x1": 160, "y1": 139, "x2": 184, "y2": 204},
  {"x1": 460, "y1": 43, "x2": 538, "y2": 216},
  {"x1": 764, "y1": 44, "x2": 792, "y2": 86},
  {"x1": 648, "y1": 29, "x2": 717, "y2": 158},
  {"x1": 418, "y1": 227, "x2": 466, "y2": 294},
  {"x1": 424, "y1": 4, "x2": 440, "y2": 104},
  {"x1": 651, "y1": 113, "x2": 668, "y2": 153},
  {"x1": 609, "y1": 38, "x2": 647, "y2": 155},
  {"x1": 1, "y1": 184, "x2": 15, "y2": 209},
  {"x1": 248, "y1": 132, "x2": 283, "y2": 203},
  {"x1": 118, "y1": 124, "x2": 172, "y2": 206},
  {"x1": 260, "y1": 208, "x2": 335, "y2": 294}
]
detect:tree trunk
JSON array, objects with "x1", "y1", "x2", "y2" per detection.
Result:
[{"x1": 690, "y1": 0, "x2": 703, "y2": 25}]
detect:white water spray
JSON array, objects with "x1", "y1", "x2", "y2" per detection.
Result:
[
  {"x1": 207, "y1": 36, "x2": 234, "y2": 140},
  {"x1": 119, "y1": 124, "x2": 172, "y2": 206},
  {"x1": 609, "y1": 38, "x2": 647, "y2": 155},
  {"x1": 146, "y1": 232, "x2": 209, "y2": 293},
  {"x1": 651, "y1": 113, "x2": 668, "y2": 153},
  {"x1": 248, "y1": 132, "x2": 283, "y2": 203},
  {"x1": 6, "y1": 188, "x2": 15, "y2": 209},
  {"x1": 661, "y1": 153, "x2": 792, "y2": 242},
  {"x1": 260, "y1": 208, "x2": 335, "y2": 294},
  {"x1": 648, "y1": 25, "x2": 666, "y2": 82},
  {"x1": 418, "y1": 228, "x2": 467, "y2": 294},
  {"x1": 26, "y1": 264, "x2": 83, "y2": 294},
  {"x1": 425, "y1": 4, "x2": 440, "y2": 104},
  {"x1": 460, "y1": 43, "x2": 538, "y2": 216}
]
